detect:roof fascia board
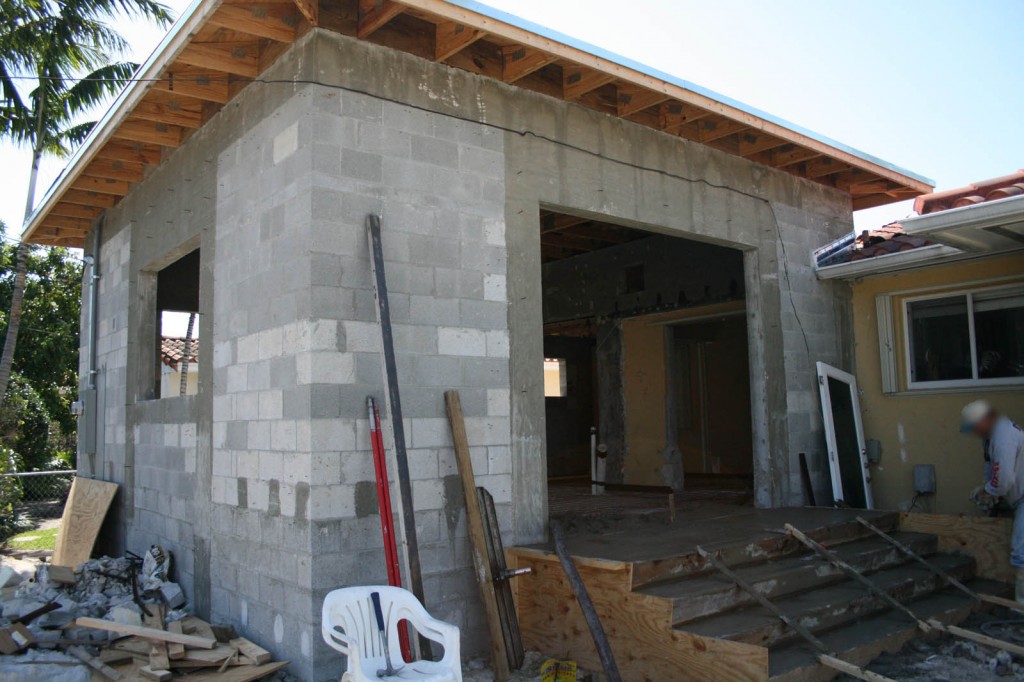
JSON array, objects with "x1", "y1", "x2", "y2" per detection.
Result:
[
  {"x1": 412, "y1": 0, "x2": 933, "y2": 189},
  {"x1": 22, "y1": 0, "x2": 223, "y2": 240}
]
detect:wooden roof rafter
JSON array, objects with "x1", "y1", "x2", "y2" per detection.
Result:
[{"x1": 21, "y1": 0, "x2": 931, "y2": 247}]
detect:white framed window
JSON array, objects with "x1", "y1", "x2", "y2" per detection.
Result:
[{"x1": 903, "y1": 283, "x2": 1024, "y2": 390}]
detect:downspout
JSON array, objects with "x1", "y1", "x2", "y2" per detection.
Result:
[{"x1": 88, "y1": 220, "x2": 102, "y2": 391}]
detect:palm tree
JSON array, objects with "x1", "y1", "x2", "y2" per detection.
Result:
[{"x1": 0, "y1": 0, "x2": 172, "y2": 405}]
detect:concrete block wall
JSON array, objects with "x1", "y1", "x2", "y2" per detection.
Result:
[
  {"x1": 76, "y1": 24, "x2": 862, "y2": 681},
  {"x1": 298, "y1": 79, "x2": 511, "y2": 676}
]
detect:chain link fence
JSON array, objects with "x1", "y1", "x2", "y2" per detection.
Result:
[{"x1": 0, "y1": 470, "x2": 75, "y2": 536}]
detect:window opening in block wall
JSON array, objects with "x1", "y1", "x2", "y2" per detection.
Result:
[{"x1": 156, "y1": 249, "x2": 201, "y2": 398}]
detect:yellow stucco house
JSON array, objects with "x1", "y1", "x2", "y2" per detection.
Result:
[{"x1": 816, "y1": 171, "x2": 1024, "y2": 514}]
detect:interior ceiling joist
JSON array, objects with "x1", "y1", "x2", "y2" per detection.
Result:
[{"x1": 22, "y1": 0, "x2": 933, "y2": 247}]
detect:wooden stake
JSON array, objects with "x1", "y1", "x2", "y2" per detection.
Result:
[
  {"x1": 366, "y1": 213, "x2": 427, "y2": 658},
  {"x1": 697, "y1": 547, "x2": 897, "y2": 682},
  {"x1": 445, "y1": 390, "x2": 510, "y2": 681},
  {"x1": 786, "y1": 523, "x2": 1024, "y2": 658},
  {"x1": 550, "y1": 520, "x2": 622, "y2": 682},
  {"x1": 856, "y1": 516, "x2": 1024, "y2": 614}
]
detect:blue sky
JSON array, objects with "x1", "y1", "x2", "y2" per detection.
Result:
[{"x1": 3, "y1": 0, "x2": 1022, "y2": 236}]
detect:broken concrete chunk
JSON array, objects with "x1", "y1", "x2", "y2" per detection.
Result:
[
  {"x1": 107, "y1": 605, "x2": 143, "y2": 627},
  {"x1": 0, "y1": 565, "x2": 24, "y2": 589},
  {"x1": 158, "y1": 582, "x2": 185, "y2": 609}
]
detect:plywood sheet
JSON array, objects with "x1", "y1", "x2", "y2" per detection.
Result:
[
  {"x1": 899, "y1": 512, "x2": 1014, "y2": 583},
  {"x1": 506, "y1": 549, "x2": 768, "y2": 681},
  {"x1": 53, "y1": 477, "x2": 119, "y2": 567}
]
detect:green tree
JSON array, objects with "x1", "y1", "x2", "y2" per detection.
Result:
[
  {"x1": 0, "y1": 0, "x2": 172, "y2": 407},
  {"x1": 0, "y1": 222, "x2": 82, "y2": 463}
]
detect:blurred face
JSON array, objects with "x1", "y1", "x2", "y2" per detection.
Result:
[{"x1": 972, "y1": 413, "x2": 997, "y2": 439}]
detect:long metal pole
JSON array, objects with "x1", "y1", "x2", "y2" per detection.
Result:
[{"x1": 367, "y1": 214, "x2": 427, "y2": 658}]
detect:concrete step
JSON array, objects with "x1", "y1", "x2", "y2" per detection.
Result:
[
  {"x1": 641, "y1": 531, "x2": 938, "y2": 625},
  {"x1": 768, "y1": 578, "x2": 1012, "y2": 681},
  {"x1": 633, "y1": 511, "x2": 901, "y2": 589},
  {"x1": 677, "y1": 553, "x2": 976, "y2": 648}
]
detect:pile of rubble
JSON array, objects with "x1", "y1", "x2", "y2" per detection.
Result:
[{"x1": 0, "y1": 551, "x2": 286, "y2": 680}]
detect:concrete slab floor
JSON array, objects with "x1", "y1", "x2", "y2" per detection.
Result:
[{"x1": 528, "y1": 505, "x2": 894, "y2": 564}]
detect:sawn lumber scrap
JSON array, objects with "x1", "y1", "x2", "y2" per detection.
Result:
[{"x1": 74, "y1": 617, "x2": 217, "y2": 648}]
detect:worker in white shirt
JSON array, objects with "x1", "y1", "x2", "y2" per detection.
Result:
[{"x1": 964, "y1": 400, "x2": 1024, "y2": 603}]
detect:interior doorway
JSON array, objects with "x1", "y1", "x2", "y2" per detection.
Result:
[
  {"x1": 668, "y1": 314, "x2": 753, "y2": 483},
  {"x1": 538, "y1": 209, "x2": 754, "y2": 506}
]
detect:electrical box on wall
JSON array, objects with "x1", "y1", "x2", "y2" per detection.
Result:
[
  {"x1": 913, "y1": 464, "x2": 936, "y2": 495},
  {"x1": 76, "y1": 388, "x2": 97, "y2": 455}
]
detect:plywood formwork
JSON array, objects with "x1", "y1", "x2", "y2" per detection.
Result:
[
  {"x1": 505, "y1": 547, "x2": 769, "y2": 681},
  {"x1": 899, "y1": 512, "x2": 1014, "y2": 584}
]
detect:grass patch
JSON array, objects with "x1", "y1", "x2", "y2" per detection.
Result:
[{"x1": 5, "y1": 526, "x2": 58, "y2": 550}]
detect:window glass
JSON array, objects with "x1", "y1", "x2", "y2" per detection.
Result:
[
  {"x1": 973, "y1": 288, "x2": 1024, "y2": 379},
  {"x1": 908, "y1": 295, "x2": 971, "y2": 382}
]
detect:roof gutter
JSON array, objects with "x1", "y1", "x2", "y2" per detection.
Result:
[
  {"x1": 814, "y1": 243, "x2": 967, "y2": 280},
  {"x1": 900, "y1": 194, "x2": 1024, "y2": 237},
  {"x1": 21, "y1": 0, "x2": 223, "y2": 242}
]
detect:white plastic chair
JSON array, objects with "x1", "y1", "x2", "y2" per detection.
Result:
[{"x1": 321, "y1": 585, "x2": 462, "y2": 682}]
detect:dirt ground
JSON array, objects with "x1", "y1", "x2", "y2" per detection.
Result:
[{"x1": 837, "y1": 610, "x2": 1024, "y2": 681}]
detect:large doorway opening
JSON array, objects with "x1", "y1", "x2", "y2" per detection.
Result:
[{"x1": 539, "y1": 210, "x2": 753, "y2": 514}]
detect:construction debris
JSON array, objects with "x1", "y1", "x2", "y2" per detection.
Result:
[{"x1": 0, "y1": 552, "x2": 286, "y2": 680}]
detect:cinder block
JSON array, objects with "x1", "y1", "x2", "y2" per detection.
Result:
[
  {"x1": 483, "y1": 273, "x2": 506, "y2": 302},
  {"x1": 411, "y1": 135, "x2": 458, "y2": 169},
  {"x1": 437, "y1": 327, "x2": 486, "y2": 357}
]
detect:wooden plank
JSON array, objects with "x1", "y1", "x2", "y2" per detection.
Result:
[
  {"x1": 699, "y1": 117, "x2": 747, "y2": 143},
  {"x1": 180, "y1": 616, "x2": 218, "y2": 641},
  {"x1": 71, "y1": 175, "x2": 131, "y2": 196},
  {"x1": 358, "y1": 0, "x2": 405, "y2": 39},
  {"x1": 739, "y1": 132, "x2": 787, "y2": 157},
  {"x1": 149, "y1": 641, "x2": 171, "y2": 672},
  {"x1": 506, "y1": 548, "x2": 769, "y2": 681},
  {"x1": 60, "y1": 189, "x2": 119, "y2": 208},
  {"x1": 49, "y1": 203, "x2": 105, "y2": 220},
  {"x1": 292, "y1": 0, "x2": 318, "y2": 26},
  {"x1": 113, "y1": 120, "x2": 184, "y2": 147},
  {"x1": 229, "y1": 636, "x2": 271, "y2": 664},
  {"x1": 178, "y1": 42, "x2": 260, "y2": 78},
  {"x1": 66, "y1": 645, "x2": 123, "y2": 680},
  {"x1": 53, "y1": 477, "x2": 118, "y2": 567},
  {"x1": 130, "y1": 99, "x2": 204, "y2": 129},
  {"x1": 899, "y1": 512, "x2": 1015, "y2": 583},
  {"x1": 658, "y1": 101, "x2": 709, "y2": 132},
  {"x1": 563, "y1": 67, "x2": 616, "y2": 101},
  {"x1": 73, "y1": 618, "x2": 217, "y2": 649},
  {"x1": 616, "y1": 83, "x2": 669, "y2": 117},
  {"x1": 434, "y1": 20, "x2": 485, "y2": 61},
  {"x1": 166, "y1": 621, "x2": 186, "y2": 660},
  {"x1": 501, "y1": 45, "x2": 557, "y2": 83},
  {"x1": 41, "y1": 215, "x2": 93, "y2": 231},
  {"x1": 445, "y1": 390, "x2": 511, "y2": 681},
  {"x1": 209, "y1": 4, "x2": 299, "y2": 42},
  {"x1": 154, "y1": 67, "x2": 231, "y2": 104},
  {"x1": 84, "y1": 158, "x2": 146, "y2": 182},
  {"x1": 97, "y1": 140, "x2": 163, "y2": 166},
  {"x1": 169, "y1": 660, "x2": 288, "y2": 681},
  {"x1": 140, "y1": 666, "x2": 172, "y2": 681}
]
